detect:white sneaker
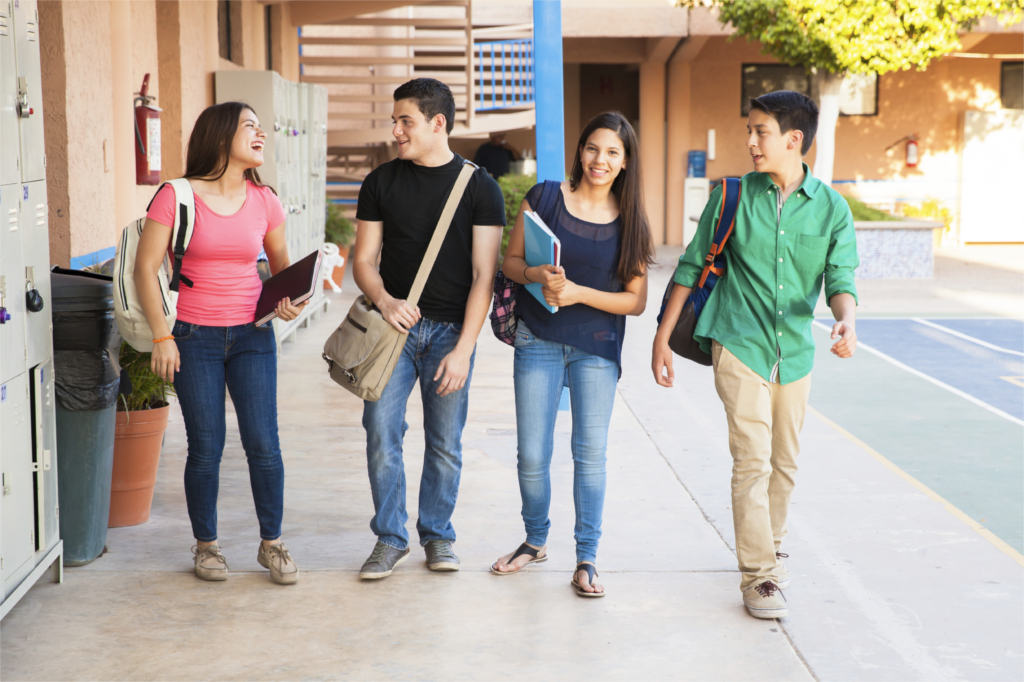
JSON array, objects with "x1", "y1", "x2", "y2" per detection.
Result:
[{"x1": 743, "y1": 580, "x2": 787, "y2": 619}]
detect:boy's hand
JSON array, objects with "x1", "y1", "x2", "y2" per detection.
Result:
[
  {"x1": 379, "y1": 293, "x2": 420, "y2": 333},
  {"x1": 652, "y1": 336, "x2": 675, "y2": 387},
  {"x1": 434, "y1": 346, "x2": 472, "y2": 396},
  {"x1": 830, "y1": 321, "x2": 857, "y2": 358}
]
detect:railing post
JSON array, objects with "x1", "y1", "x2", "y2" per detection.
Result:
[
  {"x1": 465, "y1": 0, "x2": 474, "y2": 129},
  {"x1": 533, "y1": 0, "x2": 563, "y2": 181}
]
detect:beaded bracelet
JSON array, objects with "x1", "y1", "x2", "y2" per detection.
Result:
[{"x1": 152, "y1": 335, "x2": 174, "y2": 344}]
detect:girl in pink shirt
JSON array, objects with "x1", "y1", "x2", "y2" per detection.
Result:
[{"x1": 134, "y1": 101, "x2": 304, "y2": 585}]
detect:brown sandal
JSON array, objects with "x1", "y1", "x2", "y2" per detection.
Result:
[
  {"x1": 490, "y1": 543, "x2": 548, "y2": 575},
  {"x1": 571, "y1": 562, "x2": 605, "y2": 597}
]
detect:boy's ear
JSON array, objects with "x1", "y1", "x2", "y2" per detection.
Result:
[
  {"x1": 433, "y1": 114, "x2": 446, "y2": 133},
  {"x1": 788, "y1": 129, "x2": 804, "y2": 152}
]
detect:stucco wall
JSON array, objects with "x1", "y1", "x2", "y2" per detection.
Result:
[
  {"x1": 39, "y1": 0, "x2": 69, "y2": 267},
  {"x1": 52, "y1": 0, "x2": 116, "y2": 264},
  {"x1": 131, "y1": 0, "x2": 159, "y2": 217}
]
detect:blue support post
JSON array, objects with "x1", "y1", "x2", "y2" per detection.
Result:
[{"x1": 533, "y1": 0, "x2": 564, "y2": 182}]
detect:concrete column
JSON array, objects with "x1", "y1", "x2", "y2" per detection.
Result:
[
  {"x1": 666, "y1": 37, "x2": 708, "y2": 246},
  {"x1": 639, "y1": 60, "x2": 665, "y2": 244},
  {"x1": 110, "y1": 1, "x2": 135, "y2": 234},
  {"x1": 156, "y1": 1, "x2": 184, "y2": 180},
  {"x1": 533, "y1": 0, "x2": 564, "y2": 183},
  {"x1": 665, "y1": 60, "x2": 691, "y2": 246}
]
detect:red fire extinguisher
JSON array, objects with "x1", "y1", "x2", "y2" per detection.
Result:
[
  {"x1": 905, "y1": 134, "x2": 919, "y2": 168},
  {"x1": 134, "y1": 74, "x2": 162, "y2": 185}
]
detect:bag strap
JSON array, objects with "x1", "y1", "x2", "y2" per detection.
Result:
[
  {"x1": 697, "y1": 177, "x2": 741, "y2": 288},
  {"x1": 146, "y1": 179, "x2": 197, "y2": 292},
  {"x1": 407, "y1": 160, "x2": 478, "y2": 307}
]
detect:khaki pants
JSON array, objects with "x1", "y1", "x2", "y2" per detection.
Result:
[{"x1": 712, "y1": 342, "x2": 811, "y2": 592}]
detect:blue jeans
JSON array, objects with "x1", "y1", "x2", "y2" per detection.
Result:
[
  {"x1": 172, "y1": 320, "x2": 284, "y2": 542},
  {"x1": 513, "y1": 320, "x2": 617, "y2": 564},
  {"x1": 362, "y1": 318, "x2": 475, "y2": 549}
]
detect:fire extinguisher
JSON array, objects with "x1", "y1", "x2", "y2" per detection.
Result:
[
  {"x1": 886, "y1": 134, "x2": 920, "y2": 169},
  {"x1": 134, "y1": 74, "x2": 162, "y2": 185},
  {"x1": 905, "y1": 134, "x2": 919, "y2": 168}
]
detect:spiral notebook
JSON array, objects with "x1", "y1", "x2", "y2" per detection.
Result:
[{"x1": 254, "y1": 249, "x2": 323, "y2": 326}]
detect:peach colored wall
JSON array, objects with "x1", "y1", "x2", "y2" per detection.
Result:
[
  {"x1": 59, "y1": 0, "x2": 116, "y2": 263},
  {"x1": 39, "y1": 0, "x2": 70, "y2": 267}
]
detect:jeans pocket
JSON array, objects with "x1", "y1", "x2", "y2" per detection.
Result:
[{"x1": 172, "y1": 320, "x2": 195, "y2": 340}]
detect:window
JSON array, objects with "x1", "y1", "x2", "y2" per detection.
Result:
[
  {"x1": 742, "y1": 64, "x2": 879, "y2": 117},
  {"x1": 218, "y1": 0, "x2": 242, "y2": 65},
  {"x1": 839, "y1": 73, "x2": 877, "y2": 116},
  {"x1": 741, "y1": 65, "x2": 810, "y2": 116},
  {"x1": 1001, "y1": 62, "x2": 1023, "y2": 109}
]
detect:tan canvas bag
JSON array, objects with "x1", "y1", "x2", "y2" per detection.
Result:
[{"x1": 322, "y1": 161, "x2": 477, "y2": 401}]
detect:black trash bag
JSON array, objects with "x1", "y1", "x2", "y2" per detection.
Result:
[{"x1": 52, "y1": 310, "x2": 122, "y2": 411}]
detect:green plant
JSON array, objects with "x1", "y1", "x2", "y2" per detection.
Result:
[
  {"x1": 325, "y1": 202, "x2": 355, "y2": 248},
  {"x1": 118, "y1": 341, "x2": 175, "y2": 412},
  {"x1": 842, "y1": 195, "x2": 899, "y2": 222},
  {"x1": 903, "y1": 197, "x2": 953, "y2": 238},
  {"x1": 496, "y1": 173, "x2": 537, "y2": 259}
]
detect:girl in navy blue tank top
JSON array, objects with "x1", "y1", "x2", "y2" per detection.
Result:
[{"x1": 490, "y1": 113, "x2": 655, "y2": 596}]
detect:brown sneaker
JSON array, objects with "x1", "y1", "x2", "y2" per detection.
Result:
[
  {"x1": 193, "y1": 544, "x2": 229, "y2": 581},
  {"x1": 257, "y1": 542, "x2": 299, "y2": 585},
  {"x1": 743, "y1": 580, "x2": 788, "y2": 619}
]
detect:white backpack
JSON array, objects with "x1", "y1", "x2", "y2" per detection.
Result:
[{"x1": 113, "y1": 178, "x2": 196, "y2": 352}]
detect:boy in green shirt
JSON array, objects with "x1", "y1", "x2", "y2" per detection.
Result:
[{"x1": 652, "y1": 91, "x2": 859, "y2": 619}]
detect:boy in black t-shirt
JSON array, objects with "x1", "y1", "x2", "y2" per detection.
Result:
[{"x1": 352, "y1": 78, "x2": 506, "y2": 579}]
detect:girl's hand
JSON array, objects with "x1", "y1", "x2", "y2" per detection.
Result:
[
  {"x1": 529, "y1": 265, "x2": 566, "y2": 291},
  {"x1": 275, "y1": 297, "x2": 308, "y2": 322},
  {"x1": 151, "y1": 339, "x2": 180, "y2": 383},
  {"x1": 542, "y1": 279, "x2": 584, "y2": 307}
]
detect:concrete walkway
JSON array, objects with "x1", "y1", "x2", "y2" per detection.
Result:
[{"x1": 2, "y1": 246, "x2": 1022, "y2": 680}]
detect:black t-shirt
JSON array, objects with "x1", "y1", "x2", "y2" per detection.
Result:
[
  {"x1": 473, "y1": 143, "x2": 515, "y2": 178},
  {"x1": 356, "y1": 154, "x2": 506, "y2": 322}
]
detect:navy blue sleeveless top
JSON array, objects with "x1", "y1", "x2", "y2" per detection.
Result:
[{"x1": 517, "y1": 181, "x2": 626, "y2": 375}]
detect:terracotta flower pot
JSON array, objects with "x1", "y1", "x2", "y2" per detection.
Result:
[
  {"x1": 109, "y1": 404, "x2": 169, "y2": 527},
  {"x1": 324, "y1": 244, "x2": 350, "y2": 290}
]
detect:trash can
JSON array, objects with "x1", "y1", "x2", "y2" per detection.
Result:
[{"x1": 51, "y1": 267, "x2": 122, "y2": 566}]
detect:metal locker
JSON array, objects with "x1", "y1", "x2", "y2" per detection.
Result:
[
  {"x1": 1, "y1": 371, "x2": 36, "y2": 593},
  {"x1": 0, "y1": 184, "x2": 27, "y2": 386},
  {"x1": 29, "y1": 358, "x2": 58, "y2": 552},
  {"x1": 0, "y1": 0, "x2": 20, "y2": 186},
  {"x1": 22, "y1": 180, "x2": 50, "y2": 369},
  {"x1": 13, "y1": 0, "x2": 45, "y2": 183}
]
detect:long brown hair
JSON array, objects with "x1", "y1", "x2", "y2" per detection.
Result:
[
  {"x1": 184, "y1": 101, "x2": 274, "y2": 192},
  {"x1": 569, "y1": 112, "x2": 654, "y2": 284}
]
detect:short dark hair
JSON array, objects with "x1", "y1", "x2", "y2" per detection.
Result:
[
  {"x1": 749, "y1": 90, "x2": 819, "y2": 155},
  {"x1": 393, "y1": 78, "x2": 456, "y2": 134}
]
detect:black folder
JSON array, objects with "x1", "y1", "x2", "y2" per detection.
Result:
[{"x1": 254, "y1": 249, "x2": 323, "y2": 326}]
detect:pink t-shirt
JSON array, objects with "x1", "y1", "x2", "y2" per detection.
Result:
[{"x1": 147, "y1": 181, "x2": 285, "y2": 326}]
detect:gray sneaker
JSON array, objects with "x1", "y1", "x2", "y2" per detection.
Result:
[
  {"x1": 424, "y1": 540, "x2": 460, "y2": 571},
  {"x1": 193, "y1": 544, "x2": 228, "y2": 581},
  {"x1": 776, "y1": 552, "x2": 790, "y2": 590},
  {"x1": 359, "y1": 541, "x2": 410, "y2": 580}
]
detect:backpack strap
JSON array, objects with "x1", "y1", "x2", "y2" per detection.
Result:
[
  {"x1": 533, "y1": 179, "x2": 561, "y2": 226},
  {"x1": 156, "y1": 178, "x2": 197, "y2": 292},
  {"x1": 696, "y1": 177, "x2": 741, "y2": 289}
]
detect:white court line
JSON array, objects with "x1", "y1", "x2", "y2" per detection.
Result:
[
  {"x1": 911, "y1": 317, "x2": 1024, "y2": 357},
  {"x1": 812, "y1": 321, "x2": 1024, "y2": 427}
]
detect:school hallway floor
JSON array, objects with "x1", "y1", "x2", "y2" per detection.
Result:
[{"x1": 2, "y1": 245, "x2": 1022, "y2": 681}]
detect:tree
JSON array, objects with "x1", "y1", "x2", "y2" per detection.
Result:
[{"x1": 680, "y1": 0, "x2": 1023, "y2": 185}]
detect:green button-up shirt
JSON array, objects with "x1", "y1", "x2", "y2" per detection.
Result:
[{"x1": 674, "y1": 164, "x2": 859, "y2": 385}]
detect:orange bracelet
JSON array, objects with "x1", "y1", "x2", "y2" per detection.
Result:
[{"x1": 152, "y1": 335, "x2": 174, "y2": 344}]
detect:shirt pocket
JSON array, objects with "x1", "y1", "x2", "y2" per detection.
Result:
[{"x1": 792, "y1": 234, "x2": 828, "y2": 275}]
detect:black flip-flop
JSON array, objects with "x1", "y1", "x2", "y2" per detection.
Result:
[
  {"x1": 490, "y1": 543, "x2": 548, "y2": 575},
  {"x1": 571, "y1": 562, "x2": 605, "y2": 597}
]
